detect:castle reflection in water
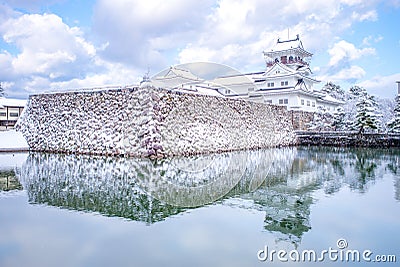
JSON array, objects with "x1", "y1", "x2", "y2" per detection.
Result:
[{"x1": 10, "y1": 146, "x2": 400, "y2": 244}]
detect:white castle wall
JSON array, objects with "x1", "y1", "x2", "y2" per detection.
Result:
[{"x1": 16, "y1": 86, "x2": 296, "y2": 157}]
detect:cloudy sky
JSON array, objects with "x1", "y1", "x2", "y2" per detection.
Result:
[{"x1": 0, "y1": 0, "x2": 399, "y2": 99}]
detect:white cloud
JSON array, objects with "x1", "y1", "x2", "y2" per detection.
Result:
[
  {"x1": 351, "y1": 10, "x2": 378, "y2": 21},
  {"x1": 362, "y1": 35, "x2": 383, "y2": 46},
  {"x1": 335, "y1": 65, "x2": 366, "y2": 80},
  {"x1": 180, "y1": 0, "x2": 383, "y2": 71},
  {"x1": 358, "y1": 73, "x2": 400, "y2": 98},
  {"x1": 313, "y1": 66, "x2": 321, "y2": 73},
  {"x1": 205, "y1": 0, "x2": 257, "y2": 44},
  {"x1": 0, "y1": 12, "x2": 115, "y2": 95},
  {"x1": 4, "y1": 0, "x2": 63, "y2": 12},
  {"x1": 390, "y1": 0, "x2": 400, "y2": 8},
  {"x1": 0, "y1": 0, "x2": 390, "y2": 98},
  {"x1": 25, "y1": 76, "x2": 51, "y2": 93},
  {"x1": 318, "y1": 65, "x2": 366, "y2": 83},
  {"x1": 0, "y1": 50, "x2": 14, "y2": 77},
  {"x1": 1, "y1": 13, "x2": 96, "y2": 77},
  {"x1": 93, "y1": 0, "x2": 215, "y2": 69},
  {"x1": 328, "y1": 40, "x2": 375, "y2": 66},
  {"x1": 178, "y1": 46, "x2": 217, "y2": 64},
  {"x1": 341, "y1": 0, "x2": 364, "y2": 6},
  {"x1": 93, "y1": 0, "x2": 381, "y2": 72},
  {"x1": 50, "y1": 59, "x2": 142, "y2": 91},
  {"x1": 0, "y1": 7, "x2": 149, "y2": 97}
]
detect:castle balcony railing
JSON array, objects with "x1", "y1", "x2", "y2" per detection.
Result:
[{"x1": 266, "y1": 58, "x2": 309, "y2": 67}]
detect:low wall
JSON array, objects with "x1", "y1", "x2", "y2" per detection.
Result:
[
  {"x1": 296, "y1": 131, "x2": 400, "y2": 148},
  {"x1": 289, "y1": 110, "x2": 314, "y2": 131},
  {"x1": 17, "y1": 86, "x2": 297, "y2": 157}
]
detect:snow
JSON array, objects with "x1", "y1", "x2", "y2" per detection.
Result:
[
  {"x1": 0, "y1": 153, "x2": 28, "y2": 170},
  {"x1": 320, "y1": 94, "x2": 345, "y2": 105},
  {"x1": 0, "y1": 97, "x2": 27, "y2": 107},
  {"x1": 271, "y1": 38, "x2": 303, "y2": 52},
  {"x1": 0, "y1": 130, "x2": 29, "y2": 151},
  {"x1": 193, "y1": 86, "x2": 225, "y2": 97}
]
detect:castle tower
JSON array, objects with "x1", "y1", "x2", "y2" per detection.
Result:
[{"x1": 263, "y1": 34, "x2": 313, "y2": 76}]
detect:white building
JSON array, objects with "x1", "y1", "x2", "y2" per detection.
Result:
[
  {"x1": 256, "y1": 34, "x2": 343, "y2": 111},
  {"x1": 0, "y1": 97, "x2": 27, "y2": 130},
  {"x1": 150, "y1": 35, "x2": 343, "y2": 112},
  {"x1": 151, "y1": 66, "x2": 227, "y2": 98}
]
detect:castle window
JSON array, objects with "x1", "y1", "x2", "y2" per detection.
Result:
[
  {"x1": 307, "y1": 100, "x2": 310, "y2": 106},
  {"x1": 312, "y1": 102, "x2": 315, "y2": 107},
  {"x1": 281, "y1": 81, "x2": 288, "y2": 86},
  {"x1": 265, "y1": 99, "x2": 272, "y2": 104},
  {"x1": 267, "y1": 82, "x2": 274, "y2": 87},
  {"x1": 9, "y1": 112, "x2": 19, "y2": 117},
  {"x1": 301, "y1": 99, "x2": 304, "y2": 105},
  {"x1": 279, "y1": 99, "x2": 288, "y2": 105}
]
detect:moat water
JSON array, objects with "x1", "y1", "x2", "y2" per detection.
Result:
[{"x1": 0, "y1": 147, "x2": 399, "y2": 266}]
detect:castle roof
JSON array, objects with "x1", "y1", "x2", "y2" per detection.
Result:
[
  {"x1": 151, "y1": 66, "x2": 204, "y2": 89},
  {"x1": 264, "y1": 35, "x2": 313, "y2": 58},
  {"x1": 261, "y1": 63, "x2": 319, "y2": 83},
  {"x1": 273, "y1": 35, "x2": 304, "y2": 51}
]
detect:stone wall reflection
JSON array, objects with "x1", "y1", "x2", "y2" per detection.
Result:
[
  {"x1": 18, "y1": 149, "x2": 279, "y2": 223},
  {"x1": 17, "y1": 146, "x2": 400, "y2": 240}
]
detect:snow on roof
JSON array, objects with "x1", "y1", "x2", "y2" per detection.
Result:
[
  {"x1": 151, "y1": 76, "x2": 197, "y2": 89},
  {"x1": 193, "y1": 85, "x2": 225, "y2": 97},
  {"x1": 211, "y1": 74, "x2": 254, "y2": 86},
  {"x1": 173, "y1": 83, "x2": 225, "y2": 98},
  {"x1": 264, "y1": 35, "x2": 313, "y2": 57},
  {"x1": 319, "y1": 94, "x2": 345, "y2": 105},
  {"x1": 259, "y1": 88, "x2": 323, "y2": 98},
  {"x1": 261, "y1": 63, "x2": 319, "y2": 83},
  {"x1": 264, "y1": 62, "x2": 297, "y2": 76},
  {"x1": 163, "y1": 66, "x2": 202, "y2": 81},
  {"x1": 272, "y1": 37, "x2": 304, "y2": 51},
  {"x1": 0, "y1": 97, "x2": 27, "y2": 108},
  {"x1": 152, "y1": 66, "x2": 205, "y2": 89}
]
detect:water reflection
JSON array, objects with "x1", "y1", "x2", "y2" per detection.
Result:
[
  {"x1": 0, "y1": 170, "x2": 22, "y2": 191},
  {"x1": 0, "y1": 153, "x2": 26, "y2": 192},
  {"x1": 387, "y1": 152, "x2": 400, "y2": 201},
  {"x1": 16, "y1": 146, "x2": 400, "y2": 242},
  {"x1": 17, "y1": 150, "x2": 274, "y2": 223}
]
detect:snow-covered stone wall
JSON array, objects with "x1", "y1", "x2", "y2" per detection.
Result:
[
  {"x1": 17, "y1": 86, "x2": 296, "y2": 157},
  {"x1": 289, "y1": 110, "x2": 314, "y2": 130}
]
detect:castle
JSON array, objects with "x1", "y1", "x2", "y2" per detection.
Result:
[{"x1": 151, "y1": 35, "x2": 343, "y2": 112}]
